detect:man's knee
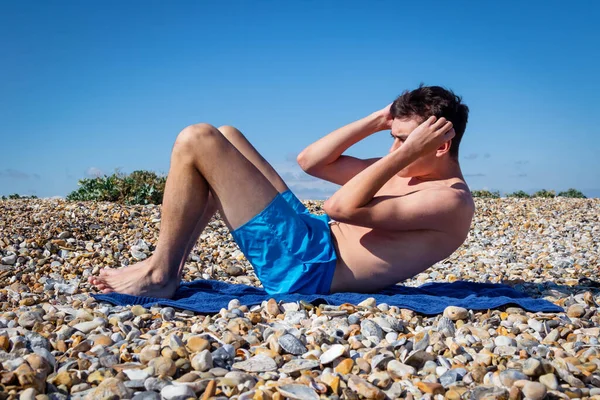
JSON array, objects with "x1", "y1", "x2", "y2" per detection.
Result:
[
  {"x1": 175, "y1": 123, "x2": 221, "y2": 150},
  {"x1": 217, "y1": 125, "x2": 245, "y2": 142}
]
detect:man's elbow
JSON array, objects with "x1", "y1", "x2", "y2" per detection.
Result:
[
  {"x1": 296, "y1": 150, "x2": 313, "y2": 172},
  {"x1": 298, "y1": 152, "x2": 326, "y2": 176},
  {"x1": 323, "y1": 199, "x2": 352, "y2": 221}
]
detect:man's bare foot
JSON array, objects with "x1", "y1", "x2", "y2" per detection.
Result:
[{"x1": 88, "y1": 258, "x2": 180, "y2": 298}]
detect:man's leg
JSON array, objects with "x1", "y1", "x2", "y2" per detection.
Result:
[
  {"x1": 89, "y1": 123, "x2": 288, "y2": 297},
  {"x1": 175, "y1": 125, "x2": 290, "y2": 276}
]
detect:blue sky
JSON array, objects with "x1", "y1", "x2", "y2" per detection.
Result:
[{"x1": 1, "y1": 1, "x2": 599, "y2": 199}]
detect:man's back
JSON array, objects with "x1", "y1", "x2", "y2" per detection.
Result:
[{"x1": 327, "y1": 175, "x2": 474, "y2": 293}]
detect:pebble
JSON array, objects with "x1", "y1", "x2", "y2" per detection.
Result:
[
  {"x1": 443, "y1": 306, "x2": 469, "y2": 321},
  {"x1": 232, "y1": 354, "x2": 277, "y2": 372},
  {"x1": 148, "y1": 357, "x2": 177, "y2": 377},
  {"x1": 348, "y1": 375, "x2": 385, "y2": 400},
  {"x1": 387, "y1": 360, "x2": 416, "y2": 378},
  {"x1": 522, "y1": 381, "x2": 547, "y2": 400},
  {"x1": 567, "y1": 303, "x2": 585, "y2": 317},
  {"x1": 539, "y1": 373, "x2": 559, "y2": 390},
  {"x1": 319, "y1": 344, "x2": 346, "y2": 364},
  {"x1": 84, "y1": 378, "x2": 132, "y2": 400},
  {"x1": 277, "y1": 384, "x2": 319, "y2": 400},
  {"x1": 358, "y1": 297, "x2": 376, "y2": 307},
  {"x1": 522, "y1": 358, "x2": 544, "y2": 376},
  {"x1": 186, "y1": 336, "x2": 209, "y2": 352},
  {"x1": 494, "y1": 335, "x2": 517, "y2": 347},
  {"x1": 191, "y1": 349, "x2": 212, "y2": 372},
  {"x1": 160, "y1": 307, "x2": 175, "y2": 321},
  {"x1": 360, "y1": 319, "x2": 383, "y2": 339},
  {"x1": 132, "y1": 392, "x2": 161, "y2": 400},
  {"x1": 18, "y1": 312, "x2": 42, "y2": 328},
  {"x1": 280, "y1": 359, "x2": 320, "y2": 374},
  {"x1": 72, "y1": 319, "x2": 103, "y2": 333},
  {"x1": 0, "y1": 196, "x2": 598, "y2": 399},
  {"x1": 160, "y1": 384, "x2": 196, "y2": 400},
  {"x1": 19, "y1": 388, "x2": 37, "y2": 400},
  {"x1": 123, "y1": 369, "x2": 150, "y2": 381},
  {"x1": 278, "y1": 333, "x2": 307, "y2": 355}
]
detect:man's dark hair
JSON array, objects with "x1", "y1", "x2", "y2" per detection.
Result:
[{"x1": 390, "y1": 84, "x2": 469, "y2": 160}]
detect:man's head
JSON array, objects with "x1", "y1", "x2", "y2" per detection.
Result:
[{"x1": 388, "y1": 84, "x2": 469, "y2": 178}]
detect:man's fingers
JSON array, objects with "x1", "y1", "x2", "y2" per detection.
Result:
[
  {"x1": 423, "y1": 116, "x2": 436, "y2": 125},
  {"x1": 431, "y1": 117, "x2": 448, "y2": 129},
  {"x1": 437, "y1": 121, "x2": 453, "y2": 133}
]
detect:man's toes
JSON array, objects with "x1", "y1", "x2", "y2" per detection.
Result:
[{"x1": 100, "y1": 268, "x2": 119, "y2": 280}]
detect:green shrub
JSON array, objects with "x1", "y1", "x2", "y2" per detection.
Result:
[
  {"x1": 66, "y1": 169, "x2": 167, "y2": 205},
  {"x1": 506, "y1": 190, "x2": 531, "y2": 198},
  {"x1": 1, "y1": 193, "x2": 38, "y2": 200},
  {"x1": 557, "y1": 188, "x2": 586, "y2": 198},
  {"x1": 471, "y1": 190, "x2": 501, "y2": 198},
  {"x1": 532, "y1": 189, "x2": 556, "y2": 198}
]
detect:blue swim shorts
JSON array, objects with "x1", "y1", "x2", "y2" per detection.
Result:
[{"x1": 230, "y1": 189, "x2": 338, "y2": 295}]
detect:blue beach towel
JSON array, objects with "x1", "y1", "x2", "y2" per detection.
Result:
[{"x1": 92, "y1": 279, "x2": 563, "y2": 314}]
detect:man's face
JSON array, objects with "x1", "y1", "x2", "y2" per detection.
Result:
[
  {"x1": 389, "y1": 117, "x2": 421, "y2": 153},
  {"x1": 389, "y1": 117, "x2": 433, "y2": 177}
]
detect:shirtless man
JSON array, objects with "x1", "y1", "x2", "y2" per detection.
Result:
[{"x1": 89, "y1": 85, "x2": 475, "y2": 297}]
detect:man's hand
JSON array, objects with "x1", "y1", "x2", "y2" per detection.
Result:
[
  {"x1": 373, "y1": 103, "x2": 394, "y2": 131},
  {"x1": 403, "y1": 116, "x2": 455, "y2": 156}
]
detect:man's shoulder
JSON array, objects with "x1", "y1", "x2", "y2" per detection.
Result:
[
  {"x1": 408, "y1": 180, "x2": 471, "y2": 201},
  {"x1": 410, "y1": 184, "x2": 474, "y2": 221}
]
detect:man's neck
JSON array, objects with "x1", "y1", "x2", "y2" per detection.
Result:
[{"x1": 413, "y1": 160, "x2": 464, "y2": 183}]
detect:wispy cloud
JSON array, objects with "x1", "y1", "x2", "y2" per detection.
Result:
[
  {"x1": 464, "y1": 173, "x2": 486, "y2": 177},
  {"x1": 85, "y1": 167, "x2": 104, "y2": 178},
  {"x1": 515, "y1": 160, "x2": 529, "y2": 165},
  {"x1": 464, "y1": 153, "x2": 478, "y2": 160},
  {"x1": 0, "y1": 168, "x2": 39, "y2": 180},
  {"x1": 484, "y1": 153, "x2": 491, "y2": 159},
  {"x1": 284, "y1": 152, "x2": 299, "y2": 163},
  {"x1": 274, "y1": 161, "x2": 339, "y2": 200},
  {"x1": 279, "y1": 171, "x2": 320, "y2": 183},
  {"x1": 288, "y1": 185, "x2": 337, "y2": 200}
]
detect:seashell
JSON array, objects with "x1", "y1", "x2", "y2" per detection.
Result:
[
  {"x1": 319, "y1": 344, "x2": 346, "y2": 364},
  {"x1": 231, "y1": 354, "x2": 277, "y2": 372},
  {"x1": 280, "y1": 359, "x2": 320, "y2": 374},
  {"x1": 278, "y1": 333, "x2": 308, "y2": 355},
  {"x1": 276, "y1": 384, "x2": 320, "y2": 400},
  {"x1": 360, "y1": 319, "x2": 383, "y2": 340}
]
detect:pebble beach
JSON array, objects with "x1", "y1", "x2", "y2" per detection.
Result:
[{"x1": 0, "y1": 197, "x2": 599, "y2": 400}]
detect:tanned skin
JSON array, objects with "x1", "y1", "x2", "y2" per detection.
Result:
[{"x1": 89, "y1": 105, "x2": 474, "y2": 297}]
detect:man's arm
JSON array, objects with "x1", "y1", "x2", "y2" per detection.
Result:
[
  {"x1": 324, "y1": 116, "x2": 456, "y2": 229},
  {"x1": 323, "y1": 144, "x2": 421, "y2": 215},
  {"x1": 297, "y1": 110, "x2": 389, "y2": 184},
  {"x1": 325, "y1": 188, "x2": 466, "y2": 231}
]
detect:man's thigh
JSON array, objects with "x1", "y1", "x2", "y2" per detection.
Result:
[
  {"x1": 175, "y1": 123, "x2": 279, "y2": 231},
  {"x1": 218, "y1": 125, "x2": 290, "y2": 194}
]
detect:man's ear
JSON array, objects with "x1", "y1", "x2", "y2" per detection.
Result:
[{"x1": 435, "y1": 139, "x2": 452, "y2": 157}]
